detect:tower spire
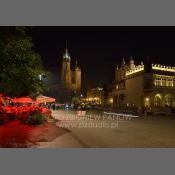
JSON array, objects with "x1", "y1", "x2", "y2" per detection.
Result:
[
  {"x1": 65, "y1": 40, "x2": 68, "y2": 55},
  {"x1": 130, "y1": 56, "x2": 135, "y2": 69},
  {"x1": 75, "y1": 59, "x2": 78, "y2": 67},
  {"x1": 63, "y1": 41, "x2": 71, "y2": 61},
  {"x1": 130, "y1": 56, "x2": 134, "y2": 64},
  {"x1": 122, "y1": 57, "x2": 125, "y2": 65}
]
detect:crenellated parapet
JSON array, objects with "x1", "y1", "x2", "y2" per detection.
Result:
[
  {"x1": 126, "y1": 64, "x2": 144, "y2": 76},
  {"x1": 152, "y1": 64, "x2": 175, "y2": 72}
]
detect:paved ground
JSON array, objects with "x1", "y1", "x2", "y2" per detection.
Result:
[
  {"x1": 1, "y1": 110, "x2": 175, "y2": 148},
  {"x1": 38, "y1": 110, "x2": 175, "y2": 148},
  {"x1": 0, "y1": 121, "x2": 69, "y2": 148}
]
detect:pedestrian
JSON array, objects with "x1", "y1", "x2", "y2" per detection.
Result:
[
  {"x1": 137, "y1": 107, "x2": 142, "y2": 116},
  {"x1": 144, "y1": 108, "x2": 147, "y2": 117}
]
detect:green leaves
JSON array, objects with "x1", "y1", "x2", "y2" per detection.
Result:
[
  {"x1": 26, "y1": 111, "x2": 47, "y2": 125},
  {"x1": 0, "y1": 27, "x2": 46, "y2": 98}
]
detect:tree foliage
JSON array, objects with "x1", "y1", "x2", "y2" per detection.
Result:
[{"x1": 0, "y1": 27, "x2": 46, "y2": 98}]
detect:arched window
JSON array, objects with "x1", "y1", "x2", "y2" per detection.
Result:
[
  {"x1": 144, "y1": 97, "x2": 150, "y2": 107},
  {"x1": 154, "y1": 94, "x2": 162, "y2": 107},
  {"x1": 164, "y1": 94, "x2": 172, "y2": 106}
]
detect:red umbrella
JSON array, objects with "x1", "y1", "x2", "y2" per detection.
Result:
[
  {"x1": 0, "y1": 97, "x2": 6, "y2": 106},
  {"x1": 12, "y1": 97, "x2": 35, "y2": 103},
  {"x1": 0, "y1": 93, "x2": 12, "y2": 106},
  {"x1": 36, "y1": 95, "x2": 56, "y2": 103}
]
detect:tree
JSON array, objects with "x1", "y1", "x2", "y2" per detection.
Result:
[{"x1": 0, "y1": 27, "x2": 46, "y2": 98}]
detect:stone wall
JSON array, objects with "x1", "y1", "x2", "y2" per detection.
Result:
[{"x1": 125, "y1": 74, "x2": 144, "y2": 107}]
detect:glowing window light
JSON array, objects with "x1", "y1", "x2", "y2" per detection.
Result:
[
  {"x1": 145, "y1": 97, "x2": 149, "y2": 102},
  {"x1": 109, "y1": 98, "x2": 113, "y2": 104},
  {"x1": 155, "y1": 93, "x2": 162, "y2": 100},
  {"x1": 154, "y1": 74, "x2": 174, "y2": 87}
]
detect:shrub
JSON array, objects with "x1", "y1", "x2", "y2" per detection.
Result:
[{"x1": 26, "y1": 111, "x2": 47, "y2": 125}]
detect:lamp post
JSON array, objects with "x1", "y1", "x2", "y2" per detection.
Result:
[
  {"x1": 39, "y1": 74, "x2": 42, "y2": 81},
  {"x1": 39, "y1": 73, "x2": 47, "y2": 81}
]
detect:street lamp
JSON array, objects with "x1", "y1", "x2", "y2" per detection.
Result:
[
  {"x1": 39, "y1": 74, "x2": 42, "y2": 81},
  {"x1": 39, "y1": 73, "x2": 47, "y2": 81}
]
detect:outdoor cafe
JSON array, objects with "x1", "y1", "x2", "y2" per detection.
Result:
[{"x1": 0, "y1": 94, "x2": 56, "y2": 124}]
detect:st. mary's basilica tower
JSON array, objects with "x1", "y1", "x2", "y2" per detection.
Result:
[{"x1": 61, "y1": 45, "x2": 81, "y2": 101}]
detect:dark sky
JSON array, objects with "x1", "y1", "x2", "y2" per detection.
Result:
[{"x1": 28, "y1": 27, "x2": 175, "y2": 89}]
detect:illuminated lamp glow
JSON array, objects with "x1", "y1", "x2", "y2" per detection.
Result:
[
  {"x1": 145, "y1": 97, "x2": 149, "y2": 102},
  {"x1": 109, "y1": 98, "x2": 113, "y2": 104}
]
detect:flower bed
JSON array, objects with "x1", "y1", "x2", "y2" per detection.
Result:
[
  {"x1": 0, "y1": 106, "x2": 51, "y2": 125},
  {"x1": 0, "y1": 94, "x2": 53, "y2": 125},
  {"x1": 25, "y1": 111, "x2": 47, "y2": 125}
]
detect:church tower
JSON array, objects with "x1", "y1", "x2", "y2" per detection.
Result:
[
  {"x1": 60, "y1": 43, "x2": 82, "y2": 103},
  {"x1": 74, "y1": 60, "x2": 81, "y2": 91},
  {"x1": 61, "y1": 45, "x2": 72, "y2": 89}
]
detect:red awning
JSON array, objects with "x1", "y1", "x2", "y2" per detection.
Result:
[
  {"x1": 0, "y1": 94, "x2": 12, "y2": 105},
  {"x1": 36, "y1": 95, "x2": 56, "y2": 103},
  {"x1": 12, "y1": 97, "x2": 35, "y2": 103}
]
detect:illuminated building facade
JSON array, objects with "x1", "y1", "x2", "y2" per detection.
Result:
[
  {"x1": 60, "y1": 45, "x2": 81, "y2": 103},
  {"x1": 85, "y1": 87, "x2": 104, "y2": 105},
  {"x1": 112, "y1": 58, "x2": 175, "y2": 108},
  {"x1": 61, "y1": 46, "x2": 81, "y2": 91}
]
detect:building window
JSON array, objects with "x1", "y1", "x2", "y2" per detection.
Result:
[
  {"x1": 154, "y1": 94, "x2": 162, "y2": 107},
  {"x1": 154, "y1": 76, "x2": 174, "y2": 87},
  {"x1": 144, "y1": 97, "x2": 150, "y2": 107},
  {"x1": 164, "y1": 98, "x2": 171, "y2": 106},
  {"x1": 162, "y1": 78, "x2": 166, "y2": 86},
  {"x1": 167, "y1": 78, "x2": 173, "y2": 87},
  {"x1": 155, "y1": 77, "x2": 162, "y2": 86},
  {"x1": 164, "y1": 94, "x2": 172, "y2": 106}
]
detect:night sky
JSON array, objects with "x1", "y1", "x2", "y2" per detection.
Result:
[{"x1": 27, "y1": 27, "x2": 175, "y2": 89}]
